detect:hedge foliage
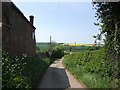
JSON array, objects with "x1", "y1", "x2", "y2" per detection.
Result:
[
  {"x1": 63, "y1": 48, "x2": 119, "y2": 88},
  {"x1": 2, "y1": 51, "x2": 50, "y2": 88},
  {"x1": 51, "y1": 45, "x2": 64, "y2": 59}
]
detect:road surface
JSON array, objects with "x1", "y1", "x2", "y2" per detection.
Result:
[{"x1": 37, "y1": 59, "x2": 85, "y2": 89}]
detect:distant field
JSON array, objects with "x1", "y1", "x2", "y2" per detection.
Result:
[
  {"x1": 36, "y1": 43, "x2": 94, "y2": 52},
  {"x1": 64, "y1": 46, "x2": 91, "y2": 52},
  {"x1": 64, "y1": 43, "x2": 94, "y2": 46},
  {"x1": 36, "y1": 43, "x2": 50, "y2": 50}
]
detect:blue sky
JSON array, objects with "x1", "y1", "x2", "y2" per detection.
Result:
[{"x1": 12, "y1": 0, "x2": 100, "y2": 44}]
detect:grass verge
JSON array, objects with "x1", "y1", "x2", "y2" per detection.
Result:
[{"x1": 63, "y1": 49, "x2": 119, "y2": 88}]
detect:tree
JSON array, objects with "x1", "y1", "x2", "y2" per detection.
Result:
[
  {"x1": 93, "y1": 33, "x2": 102, "y2": 46},
  {"x1": 93, "y1": 1, "x2": 120, "y2": 81},
  {"x1": 93, "y1": 1, "x2": 120, "y2": 60}
]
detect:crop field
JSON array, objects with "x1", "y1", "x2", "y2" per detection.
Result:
[
  {"x1": 64, "y1": 43, "x2": 94, "y2": 47},
  {"x1": 63, "y1": 44, "x2": 95, "y2": 52},
  {"x1": 64, "y1": 46, "x2": 91, "y2": 52},
  {"x1": 36, "y1": 43, "x2": 94, "y2": 52},
  {"x1": 36, "y1": 43, "x2": 50, "y2": 50}
]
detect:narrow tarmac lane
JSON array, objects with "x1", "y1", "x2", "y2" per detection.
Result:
[{"x1": 37, "y1": 59, "x2": 85, "y2": 89}]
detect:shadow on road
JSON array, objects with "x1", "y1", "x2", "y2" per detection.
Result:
[{"x1": 37, "y1": 66, "x2": 70, "y2": 89}]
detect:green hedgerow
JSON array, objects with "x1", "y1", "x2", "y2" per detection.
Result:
[
  {"x1": 63, "y1": 48, "x2": 119, "y2": 88},
  {"x1": 2, "y1": 51, "x2": 50, "y2": 88}
]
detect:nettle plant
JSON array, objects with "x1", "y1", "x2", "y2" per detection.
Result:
[{"x1": 2, "y1": 52, "x2": 29, "y2": 88}]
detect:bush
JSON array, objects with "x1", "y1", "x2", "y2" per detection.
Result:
[
  {"x1": 51, "y1": 45, "x2": 64, "y2": 59},
  {"x1": 63, "y1": 48, "x2": 119, "y2": 88},
  {"x1": 36, "y1": 46, "x2": 50, "y2": 58},
  {"x1": 2, "y1": 51, "x2": 50, "y2": 88}
]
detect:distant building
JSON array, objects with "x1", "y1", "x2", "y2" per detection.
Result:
[{"x1": 2, "y1": 2, "x2": 36, "y2": 56}]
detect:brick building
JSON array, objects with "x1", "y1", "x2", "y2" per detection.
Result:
[{"x1": 2, "y1": 2, "x2": 36, "y2": 56}]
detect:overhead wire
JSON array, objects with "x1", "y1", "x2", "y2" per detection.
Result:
[
  {"x1": 53, "y1": 0, "x2": 61, "y2": 31},
  {"x1": 50, "y1": 0, "x2": 60, "y2": 44}
]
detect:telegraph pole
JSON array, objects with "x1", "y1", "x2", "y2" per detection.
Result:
[
  {"x1": 50, "y1": 36, "x2": 52, "y2": 47},
  {"x1": 75, "y1": 42, "x2": 76, "y2": 51},
  {"x1": 49, "y1": 36, "x2": 52, "y2": 63},
  {"x1": 49, "y1": 36, "x2": 52, "y2": 56}
]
